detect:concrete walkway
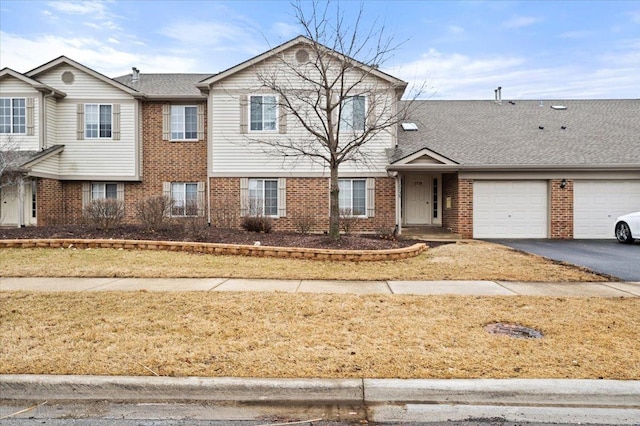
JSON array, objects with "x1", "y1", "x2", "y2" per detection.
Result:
[{"x1": 1, "y1": 276, "x2": 639, "y2": 297}]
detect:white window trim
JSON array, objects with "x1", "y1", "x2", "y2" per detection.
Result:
[
  {"x1": 248, "y1": 178, "x2": 279, "y2": 217},
  {"x1": 85, "y1": 103, "x2": 113, "y2": 139},
  {"x1": 170, "y1": 182, "x2": 199, "y2": 217},
  {"x1": 90, "y1": 182, "x2": 118, "y2": 200},
  {"x1": 249, "y1": 94, "x2": 279, "y2": 132},
  {"x1": 338, "y1": 178, "x2": 367, "y2": 218},
  {"x1": 340, "y1": 95, "x2": 366, "y2": 133},
  {"x1": 170, "y1": 105, "x2": 198, "y2": 141},
  {"x1": 0, "y1": 97, "x2": 26, "y2": 135}
]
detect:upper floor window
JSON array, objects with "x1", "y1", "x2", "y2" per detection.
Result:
[
  {"x1": 171, "y1": 105, "x2": 197, "y2": 140},
  {"x1": 248, "y1": 178, "x2": 278, "y2": 216},
  {"x1": 91, "y1": 182, "x2": 118, "y2": 200},
  {"x1": 250, "y1": 95, "x2": 277, "y2": 131},
  {"x1": 340, "y1": 95, "x2": 365, "y2": 132},
  {"x1": 339, "y1": 178, "x2": 366, "y2": 217},
  {"x1": 85, "y1": 104, "x2": 112, "y2": 138},
  {"x1": 0, "y1": 97, "x2": 26, "y2": 134}
]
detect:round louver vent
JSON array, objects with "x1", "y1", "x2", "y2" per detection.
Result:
[
  {"x1": 61, "y1": 71, "x2": 75, "y2": 84},
  {"x1": 295, "y1": 48, "x2": 309, "y2": 63}
]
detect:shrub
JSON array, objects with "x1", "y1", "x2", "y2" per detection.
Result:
[
  {"x1": 83, "y1": 198, "x2": 125, "y2": 230},
  {"x1": 135, "y1": 195, "x2": 173, "y2": 231},
  {"x1": 241, "y1": 215, "x2": 273, "y2": 233},
  {"x1": 293, "y1": 211, "x2": 316, "y2": 234},
  {"x1": 339, "y1": 208, "x2": 359, "y2": 234},
  {"x1": 212, "y1": 197, "x2": 239, "y2": 228}
]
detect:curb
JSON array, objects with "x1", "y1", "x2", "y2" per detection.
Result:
[{"x1": 2, "y1": 375, "x2": 639, "y2": 408}]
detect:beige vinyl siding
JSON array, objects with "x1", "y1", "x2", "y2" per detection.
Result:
[
  {"x1": 209, "y1": 47, "x2": 393, "y2": 176},
  {"x1": 29, "y1": 153, "x2": 61, "y2": 177},
  {"x1": 45, "y1": 95, "x2": 57, "y2": 146},
  {"x1": 35, "y1": 65, "x2": 134, "y2": 100},
  {"x1": 53, "y1": 100, "x2": 137, "y2": 178},
  {"x1": 0, "y1": 77, "x2": 40, "y2": 151}
]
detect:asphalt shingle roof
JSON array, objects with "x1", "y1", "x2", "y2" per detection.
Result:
[
  {"x1": 395, "y1": 99, "x2": 640, "y2": 167},
  {"x1": 113, "y1": 73, "x2": 212, "y2": 97}
]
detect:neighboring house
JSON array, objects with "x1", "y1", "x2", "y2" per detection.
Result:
[{"x1": 1, "y1": 36, "x2": 639, "y2": 239}]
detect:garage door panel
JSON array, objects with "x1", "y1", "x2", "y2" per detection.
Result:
[
  {"x1": 574, "y1": 180, "x2": 640, "y2": 239},
  {"x1": 473, "y1": 181, "x2": 548, "y2": 239}
]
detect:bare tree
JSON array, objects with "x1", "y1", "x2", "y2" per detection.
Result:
[
  {"x1": 0, "y1": 137, "x2": 23, "y2": 191},
  {"x1": 247, "y1": 1, "x2": 417, "y2": 239}
]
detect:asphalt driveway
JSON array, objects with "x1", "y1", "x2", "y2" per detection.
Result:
[{"x1": 489, "y1": 239, "x2": 640, "y2": 282}]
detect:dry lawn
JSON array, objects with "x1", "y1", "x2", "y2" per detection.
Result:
[
  {"x1": 0, "y1": 241, "x2": 607, "y2": 281},
  {"x1": 1, "y1": 291, "x2": 638, "y2": 379}
]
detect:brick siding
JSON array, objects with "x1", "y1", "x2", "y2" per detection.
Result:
[
  {"x1": 36, "y1": 178, "x2": 64, "y2": 225},
  {"x1": 442, "y1": 173, "x2": 473, "y2": 238},
  {"x1": 550, "y1": 178, "x2": 574, "y2": 239},
  {"x1": 210, "y1": 176, "x2": 396, "y2": 234}
]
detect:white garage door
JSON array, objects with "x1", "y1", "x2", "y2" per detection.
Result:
[
  {"x1": 473, "y1": 181, "x2": 548, "y2": 238},
  {"x1": 574, "y1": 180, "x2": 640, "y2": 239}
]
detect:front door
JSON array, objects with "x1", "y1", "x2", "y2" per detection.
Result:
[
  {"x1": 406, "y1": 175, "x2": 431, "y2": 224},
  {"x1": 0, "y1": 185, "x2": 20, "y2": 226}
]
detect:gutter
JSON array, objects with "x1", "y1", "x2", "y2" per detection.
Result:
[{"x1": 387, "y1": 163, "x2": 640, "y2": 172}]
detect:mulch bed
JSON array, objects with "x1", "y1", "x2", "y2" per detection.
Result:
[{"x1": 0, "y1": 224, "x2": 439, "y2": 250}]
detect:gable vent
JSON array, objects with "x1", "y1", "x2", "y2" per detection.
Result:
[{"x1": 295, "y1": 49, "x2": 310, "y2": 64}]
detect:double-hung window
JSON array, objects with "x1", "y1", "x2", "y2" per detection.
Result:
[
  {"x1": 171, "y1": 182, "x2": 199, "y2": 216},
  {"x1": 249, "y1": 179, "x2": 278, "y2": 216},
  {"x1": 170, "y1": 105, "x2": 197, "y2": 140},
  {"x1": 340, "y1": 95, "x2": 365, "y2": 132},
  {"x1": 250, "y1": 95, "x2": 277, "y2": 131},
  {"x1": 339, "y1": 179, "x2": 366, "y2": 217},
  {"x1": 91, "y1": 183, "x2": 118, "y2": 200},
  {"x1": 0, "y1": 98, "x2": 26, "y2": 134},
  {"x1": 85, "y1": 104, "x2": 112, "y2": 138}
]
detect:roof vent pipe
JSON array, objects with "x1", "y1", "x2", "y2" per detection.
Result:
[
  {"x1": 497, "y1": 86, "x2": 502, "y2": 103},
  {"x1": 132, "y1": 67, "x2": 140, "y2": 82}
]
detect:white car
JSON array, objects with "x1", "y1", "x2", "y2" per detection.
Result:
[{"x1": 614, "y1": 212, "x2": 640, "y2": 244}]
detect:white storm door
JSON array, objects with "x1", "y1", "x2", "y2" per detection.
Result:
[
  {"x1": 0, "y1": 185, "x2": 20, "y2": 226},
  {"x1": 406, "y1": 175, "x2": 431, "y2": 224}
]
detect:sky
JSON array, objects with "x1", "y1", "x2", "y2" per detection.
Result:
[{"x1": 1, "y1": 0, "x2": 639, "y2": 100}]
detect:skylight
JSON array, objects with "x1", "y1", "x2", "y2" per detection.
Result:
[
  {"x1": 401, "y1": 122, "x2": 418, "y2": 131},
  {"x1": 551, "y1": 105, "x2": 567, "y2": 110}
]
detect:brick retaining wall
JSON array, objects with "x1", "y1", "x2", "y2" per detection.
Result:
[{"x1": 0, "y1": 239, "x2": 427, "y2": 262}]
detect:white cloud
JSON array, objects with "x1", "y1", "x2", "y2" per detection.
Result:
[
  {"x1": 503, "y1": 16, "x2": 540, "y2": 29},
  {"x1": 272, "y1": 22, "x2": 300, "y2": 40},
  {"x1": 160, "y1": 20, "x2": 263, "y2": 55},
  {"x1": 46, "y1": 1, "x2": 108, "y2": 16},
  {"x1": 388, "y1": 47, "x2": 640, "y2": 100},
  {"x1": 558, "y1": 30, "x2": 593, "y2": 39},
  {"x1": 630, "y1": 10, "x2": 640, "y2": 24},
  {"x1": 0, "y1": 31, "x2": 199, "y2": 75}
]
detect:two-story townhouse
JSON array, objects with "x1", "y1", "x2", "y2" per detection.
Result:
[
  {"x1": 1, "y1": 59, "x2": 211, "y2": 228},
  {"x1": 1, "y1": 57, "x2": 144, "y2": 226},
  {"x1": 195, "y1": 35, "x2": 406, "y2": 233}
]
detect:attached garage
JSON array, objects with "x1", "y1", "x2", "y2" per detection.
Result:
[
  {"x1": 574, "y1": 180, "x2": 640, "y2": 239},
  {"x1": 473, "y1": 181, "x2": 548, "y2": 238}
]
